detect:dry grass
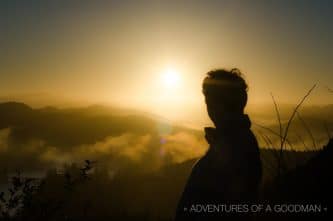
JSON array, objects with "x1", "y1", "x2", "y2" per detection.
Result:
[{"x1": 275, "y1": 84, "x2": 317, "y2": 181}]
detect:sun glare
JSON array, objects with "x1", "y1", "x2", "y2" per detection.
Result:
[{"x1": 162, "y1": 68, "x2": 181, "y2": 88}]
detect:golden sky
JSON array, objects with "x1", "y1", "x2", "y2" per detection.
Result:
[{"x1": 1, "y1": 0, "x2": 332, "y2": 126}]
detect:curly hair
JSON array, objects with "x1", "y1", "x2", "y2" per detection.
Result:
[{"x1": 202, "y1": 68, "x2": 248, "y2": 113}]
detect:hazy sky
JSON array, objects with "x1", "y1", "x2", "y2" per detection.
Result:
[{"x1": 1, "y1": 0, "x2": 332, "y2": 124}]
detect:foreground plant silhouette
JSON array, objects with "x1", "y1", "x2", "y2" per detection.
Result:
[{"x1": 0, "y1": 160, "x2": 95, "y2": 221}]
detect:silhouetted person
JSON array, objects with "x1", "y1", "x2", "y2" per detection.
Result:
[{"x1": 175, "y1": 69, "x2": 262, "y2": 220}]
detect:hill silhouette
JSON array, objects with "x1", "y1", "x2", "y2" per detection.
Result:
[
  {"x1": 0, "y1": 102, "x2": 202, "y2": 147},
  {"x1": 0, "y1": 102, "x2": 157, "y2": 147},
  {"x1": 264, "y1": 139, "x2": 333, "y2": 203}
]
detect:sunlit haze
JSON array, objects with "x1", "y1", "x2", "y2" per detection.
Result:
[
  {"x1": 161, "y1": 68, "x2": 181, "y2": 89},
  {"x1": 1, "y1": 0, "x2": 332, "y2": 127}
]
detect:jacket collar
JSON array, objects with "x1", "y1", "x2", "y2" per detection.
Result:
[{"x1": 204, "y1": 114, "x2": 251, "y2": 145}]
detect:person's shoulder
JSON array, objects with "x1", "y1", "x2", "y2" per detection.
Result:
[
  {"x1": 190, "y1": 151, "x2": 213, "y2": 175},
  {"x1": 191, "y1": 154, "x2": 207, "y2": 171}
]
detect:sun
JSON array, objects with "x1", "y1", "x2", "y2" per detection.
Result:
[{"x1": 161, "y1": 68, "x2": 181, "y2": 88}]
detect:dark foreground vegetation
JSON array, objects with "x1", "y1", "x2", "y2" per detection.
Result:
[{"x1": 1, "y1": 139, "x2": 332, "y2": 221}]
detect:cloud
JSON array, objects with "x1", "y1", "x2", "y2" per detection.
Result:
[
  {"x1": 1, "y1": 120, "x2": 331, "y2": 178},
  {"x1": 0, "y1": 128, "x2": 207, "y2": 174},
  {"x1": 161, "y1": 132, "x2": 207, "y2": 163}
]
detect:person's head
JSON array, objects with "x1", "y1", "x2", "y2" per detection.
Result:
[{"x1": 202, "y1": 68, "x2": 248, "y2": 127}]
